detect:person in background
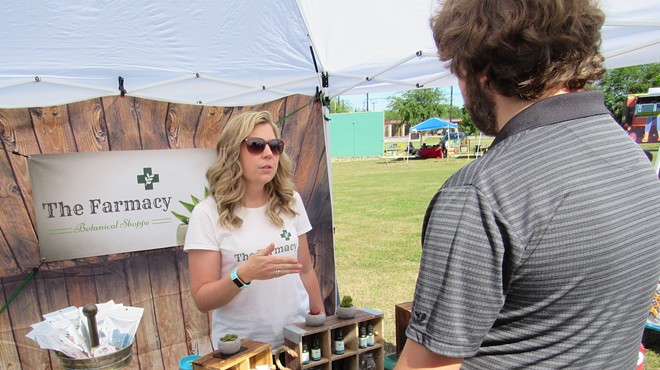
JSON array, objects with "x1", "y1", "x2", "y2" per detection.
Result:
[
  {"x1": 409, "y1": 141, "x2": 418, "y2": 157},
  {"x1": 184, "y1": 111, "x2": 324, "y2": 351},
  {"x1": 396, "y1": 1, "x2": 660, "y2": 369}
]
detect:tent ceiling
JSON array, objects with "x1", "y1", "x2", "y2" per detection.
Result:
[{"x1": 1, "y1": 0, "x2": 659, "y2": 108}]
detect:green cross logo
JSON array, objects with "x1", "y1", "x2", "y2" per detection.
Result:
[
  {"x1": 280, "y1": 229, "x2": 292, "y2": 241},
  {"x1": 137, "y1": 167, "x2": 160, "y2": 190}
]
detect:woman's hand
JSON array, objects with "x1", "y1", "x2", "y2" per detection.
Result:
[{"x1": 237, "y1": 243, "x2": 302, "y2": 282}]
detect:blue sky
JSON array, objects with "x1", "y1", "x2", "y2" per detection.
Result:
[{"x1": 337, "y1": 86, "x2": 464, "y2": 112}]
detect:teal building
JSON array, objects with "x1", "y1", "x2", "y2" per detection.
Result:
[{"x1": 328, "y1": 112, "x2": 384, "y2": 158}]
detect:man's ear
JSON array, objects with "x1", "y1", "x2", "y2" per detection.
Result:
[{"x1": 478, "y1": 72, "x2": 489, "y2": 87}]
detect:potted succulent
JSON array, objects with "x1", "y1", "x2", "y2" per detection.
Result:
[
  {"x1": 305, "y1": 308, "x2": 326, "y2": 327},
  {"x1": 217, "y1": 333, "x2": 241, "y2": 355},
  {"x1": 336, "y1": 295, "x2": 356, "y2": 319},
  {"x1": 172, "y1": 187, "x2": 208, "y2": 245}
]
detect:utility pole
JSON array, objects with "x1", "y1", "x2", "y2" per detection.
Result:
[
  {"x1": 366, "y1": 93, "x2": 369, "y2": 111},
  {"x1": 449, "y1": 86, "x2": 453, "y2": 122},
  {"x1": 372, "y1": 102, "x2": 376, "y2": 111}
]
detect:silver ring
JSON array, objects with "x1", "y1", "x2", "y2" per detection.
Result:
[{"x1": 275, "y1": 269, "x2": 280, "y2": 276}]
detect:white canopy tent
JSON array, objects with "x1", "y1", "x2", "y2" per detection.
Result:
[{"x1": 0, "y1": 0, "x2": 659, "y2": 109}]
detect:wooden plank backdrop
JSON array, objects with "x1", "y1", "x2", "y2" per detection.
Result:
[{"x1": 0, "y1": 95, "x2": 335, "y2": 369}]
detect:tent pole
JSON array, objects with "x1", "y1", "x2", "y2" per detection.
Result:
[
  {"x1": 476, "y1": 132, "x2": 483, "y2": 158},
  {"x1": 407, "y1": 131, "x2": 411, "y2": 163},
  {"x1": 330, "y1": 52, "x2": 426, "y2": 97},
  {"x1": 21, "y1": 78, "x2": 117, "y2": 94}
]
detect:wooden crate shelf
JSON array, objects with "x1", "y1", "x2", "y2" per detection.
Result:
[
  {"x1": 193, "y1": 339, "x2": 273, "y2": 370},
  {"x1": 283, "y1": 308, "x2": 384, "y2": 370},
  {"x1": 394, "y1": 301, "x2": 412, "y2": 358}
]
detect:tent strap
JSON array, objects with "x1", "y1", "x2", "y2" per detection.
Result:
[
  {"x1": 276, "y1": 98, "x2": 317, "y2": 126},
  {"x1": 0, "y1": 259, "x2": 44, "y2": 315},
  {"x1": 1, "y1": 144, "x2": 30, "y2": 158}
]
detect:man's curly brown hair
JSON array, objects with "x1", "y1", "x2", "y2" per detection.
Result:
[{"x1": 431, "y1": 0, "x2": 606, "y2": 99}]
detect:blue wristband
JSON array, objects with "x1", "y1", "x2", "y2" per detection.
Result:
[{"x1": 231, "y1": 267, "x2": 249, "y2": 289}]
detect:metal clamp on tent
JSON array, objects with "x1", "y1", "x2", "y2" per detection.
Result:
[{"x1": 118, "y1": 76, "x2": 126, "y2": 97}]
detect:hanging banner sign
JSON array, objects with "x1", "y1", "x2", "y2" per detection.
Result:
[{"x1": 28, "y1": 148, "x2": 216, "y2": 262}]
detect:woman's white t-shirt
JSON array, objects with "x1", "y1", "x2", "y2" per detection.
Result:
[{"x1": 184, "y1": 192, "x2": 312, "y2": 349}]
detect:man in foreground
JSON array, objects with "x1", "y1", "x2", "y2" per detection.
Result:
[{"x1": 396, "y1": 0, "x2": 660, "y2": 369}]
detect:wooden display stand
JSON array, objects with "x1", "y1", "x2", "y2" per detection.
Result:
[
  {"x1": 193, "y1": 339, "x2": 273, "y2": 370},
  {"x1": 394, "y1": 302, "x2": 412, "y2": 358},
  {"x1": 283, "y1": 308, "x2": 384, "y2": 370}
]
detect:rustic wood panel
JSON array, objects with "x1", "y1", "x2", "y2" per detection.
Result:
[
  {"x1": 30, "y1": 106, "x2": 77, "y2": 153},
  {"x1": 125, "y1": 252, "x2": 164, "y2": 369},
  {"x1": 306, "y1": 185, "x2": 335, "y2": 313},
  {"x1": 0, "y1": 108, "x2": 41, "y2": 275},
  {"x1": 103, "y1": 97, "x2": 142, "y2": 151},
  {"x1": 1, "y1": 108, "x2": 39, "y2": 227},
  {"x1": 0, "y1": 279, "x2": 23, "y2": 368},
  {"x1": 195, "y1": 106, "x2": 234, "y2": 149},
  {"x1": 166, "y1": 103, "x2": 203, "y2": 149},
  {"x1": 133, "y1": 98, "x2": 169, "y2": 151},
  {"x1": 280, "y1": 96, "x2": 336, "y2": 313},
  {"x1": 0, "y1": 95, "x2": 334, "y2": 369},
  {"x1": 35, "y1": 268, "x2": 74, "y2": 368},
  {"x1": 176, "y1": 248, "x2": 214, "y2": 356},
  {"x1": 395, "y1": 301, "x2": 413, "y2": 358},
  {"x1": 68, "y1": 99, "x2": 110, "y2": 152},
  {"x1": 65, "y1": 265, "x2": 99, "y2": 308},
  {"x1": 0, "y1": 152, "x2": 26, "y2": 276},
  {"x1": 4, "y1": 275, "x2": 51, "y2": 368},
  {"x1": 94, "y1": 259, "x2": 132, "y2": 307},
  {"x1": 281, "y1": 95, "x2": 314, "y2": 175},
  {"x1": 148, "y1": 249, "x2": 188, "y2": 369}
]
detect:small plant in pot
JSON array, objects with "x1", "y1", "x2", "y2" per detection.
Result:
[
  {"x1": 305, "y1": 308, "x2": 326, "y2": 327},
  {"x1": 217, "y1": 333, "x2": 241, "y2": 355},
  {"x1": 337, "y1": 295, "x2": 356, "y2": 319}
]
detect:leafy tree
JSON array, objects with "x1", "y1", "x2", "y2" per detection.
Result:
[
  {"x1": 457, "y1": 107, "x2": 477, "y2": 136},
  {"x1": 593, "y1": 62, "x2": 660, "y2": 123},
  {"x1": 437, "y1": 103, "x2": 480, "y2": 136},
  {"x1": 384, "y1": 110, "x2": 401, "y2": 121},
  {"x1": 387, "y1": 88, "x2": 449, "y2": 128},
  {"x1": 329, "y1": 97, "x2": 352, "y2": 113}
]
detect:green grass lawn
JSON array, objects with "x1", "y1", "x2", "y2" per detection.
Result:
[{"x1": 331, "y1": 153, "x2": 660, "y2": 367}]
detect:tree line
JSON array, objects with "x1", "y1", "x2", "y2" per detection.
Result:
[{"x1": 330, "y1": 62, "x2": 660, "y2": 136}]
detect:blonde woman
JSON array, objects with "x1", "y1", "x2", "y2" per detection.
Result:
[{"x1": 184, "y1": 111, "x2": 323, "y2": 350}]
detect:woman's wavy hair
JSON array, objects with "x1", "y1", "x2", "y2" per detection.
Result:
[
  {"x1": 431, "y1": 0, "x2": 606, "y2": 99},
  {"x1": 206, "y1": 110, "x2": 297, "y2": 229}
]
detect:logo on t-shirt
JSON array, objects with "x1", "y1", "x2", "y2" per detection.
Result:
[
  {"x1": 280, "y1": 229, "x2": 292, "y2": 241},
  {"x1": 273, "y1": 229, "x2": 297, "y2": 256}
]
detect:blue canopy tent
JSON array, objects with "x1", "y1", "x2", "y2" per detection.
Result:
[
  {"x1": 408, "y1": 117, "x2": 460, "y2": 159},
  {"x1": 410, "y1": 117, "x2": 458, "y2": 133}
]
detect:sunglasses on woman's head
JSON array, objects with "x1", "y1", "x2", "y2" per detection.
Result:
[{"x1": 244, "y1": 137, "x2": 285, "y2": 155}]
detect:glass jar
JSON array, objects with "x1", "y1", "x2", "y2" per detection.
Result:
[
  {"x1": 360, "y1": 353, "x2": 376, "y2": 370},
  {"x1": 302, "y1": 342, "x2": 310, "y2": 364}
]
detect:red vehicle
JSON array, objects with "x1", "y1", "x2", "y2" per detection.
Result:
[{"x1": 624, "y1": 88, "x2": 660, "y2": 143}]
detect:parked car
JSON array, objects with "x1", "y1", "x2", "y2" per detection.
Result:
[{"x1": 439, "y1": 131, "x2": 467, "y2": 146}]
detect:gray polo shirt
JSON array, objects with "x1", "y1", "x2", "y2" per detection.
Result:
[{"x1": 407, "y1": 91, "x2": 660, "y2": 369}]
